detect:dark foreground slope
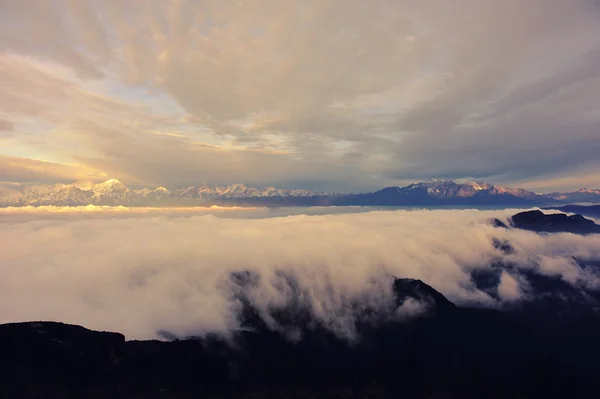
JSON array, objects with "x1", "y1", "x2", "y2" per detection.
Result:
[
  {"x1": 2, "y1": 210, "x2": 600, "y2": 399},
  {"x1": 0, "y1": 298, "x2": 569, "y2": 399},
  {"x1": 2, "y1": 278, "x2": 599, "y2": 399}
]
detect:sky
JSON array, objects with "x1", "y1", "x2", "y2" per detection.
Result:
[{"x1": 1, "y1": 0, "x2": 600, "y2": 192}]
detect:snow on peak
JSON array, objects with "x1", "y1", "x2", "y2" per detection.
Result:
[
  {"x1": 102, "y1": 179, "x2": 122, "y2": 185},
  {"x1": 576, "y1": 188, "x2": 600, "y2": 194},
  {"x1": 93, "y1": 179, "x2": 128, "y2": 193},
  {"x1": 467, "y1": 181, "x2": 488, "y2": 191},
  {"x1": 136, "y1": 188, "x2": 152, "y2": 196}
]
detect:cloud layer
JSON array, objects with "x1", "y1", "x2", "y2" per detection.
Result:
[
  {"x1": 1, "y1": 208, "x2": 599, "y2": 340},
  {"x1": 1, "y1": 0, "x2": 600, "y2": 191}
]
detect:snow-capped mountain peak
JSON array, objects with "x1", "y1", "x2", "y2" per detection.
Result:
[
  {"x1": 576, "y1": 188, "x2": 600, "y2": 194},
  {"x1": 381, "y1": 180, "x2": 541, "y2": 201},
  {"x1": 547, "y1": 187, "x2": 600, "y2": 202},
  {"x1": 147, "y1": 186, "x2": 172, "y2": 201},
  {"x1": 88, "y1": 179, "x2": 135, "y2": 205},
  {"x1": 92, "y1": 179, "x2": 129, "y2": 193},
  {"x1": 135, "y1": 188, "x2": 152, "y2": 196}
]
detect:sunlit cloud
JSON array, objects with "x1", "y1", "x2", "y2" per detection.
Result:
[
  {"x1": 0, "y1": 204, "x2": 261, "y2": 222},
  {"x1": 0, "y1": 155, "x2": 108, "y2": 184}
]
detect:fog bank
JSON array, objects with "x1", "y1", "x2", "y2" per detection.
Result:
[{"x1": 1, "y1": 209, "x2": 599, "y2": 339}]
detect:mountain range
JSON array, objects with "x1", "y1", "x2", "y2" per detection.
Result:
[{"x1": 1, "y1": 179, "x2": 599, "y2": 207}]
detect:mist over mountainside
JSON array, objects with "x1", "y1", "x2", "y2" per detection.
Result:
[
  {"x1": 3, "y1": 208, "x2": 600, "y2": 339},
  {"x1": 2, "y1": 209, "x2": 600, "y2": 398},
  {"x1": 2, "y1": 179, "x2": 599, "y2": 207}
]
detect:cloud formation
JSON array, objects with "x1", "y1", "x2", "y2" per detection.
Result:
[
  {"x1": 0, "y1": 155, "x2": 107, "y2": 184},
  {"x1": 1, "y1": 208, "x2": 599, "y2": 340},
  {"x1": 1, "y1": 0, "x2": 600, "y2": 191}
]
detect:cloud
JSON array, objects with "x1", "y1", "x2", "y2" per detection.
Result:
[
  {"x1": 505, "y1": 168, "x2": 600, "y2": 193},
  {"x1": 0, "y1": 119, "x2": 14, "y2": 135},
  {"x1": 0, "y1": 155, "x2": 107, "y2": 184},
  {"x1": 497, "y1": 272, "x2": 522, "y2": 301},
  {"x1": 1, "y1": 0, "x2": 600, "y2": 190},
  {"x1": 1, "y1": 208, "x2": 599, "y2": 340}
]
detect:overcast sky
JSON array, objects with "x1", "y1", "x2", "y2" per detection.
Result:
[{"x1": 1, "y1": 0, "x2": 600, "y2": 192}]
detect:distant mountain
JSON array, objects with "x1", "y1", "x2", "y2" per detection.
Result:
[
  {"x1": 546, "y1": 188, "x2": 600, "y2": 203},
  {"x1": 332, "y1": 180, "x2": 546, "y2": 206},
  {"x1": 1, "y1": 179, "x2": 598, "y2": 207},
  {"x1": 545, "y1": 204, "x2": 600, "y2": 218}
]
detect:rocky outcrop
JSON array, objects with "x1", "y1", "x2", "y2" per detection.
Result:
[{"x1": 510, "y1": 210, "x2": 600, "y2": 234}]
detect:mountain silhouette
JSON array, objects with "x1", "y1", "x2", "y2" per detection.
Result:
[
  {"x1": 2, "y1": 275, "x2": 598, "y2": 398},
  {"x1": 510, "y1": 210, "x2": 600, "y2": 234}
]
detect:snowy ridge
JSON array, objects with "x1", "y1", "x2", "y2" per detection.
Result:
[
  {"x1": 1, "y1": 179, "x2": 599, "y2": 207},
  {"x1": 401, "y1": 180, "x2": 537, "y2": 199},
  {"x1": 0, "y1": 180, "x2": 325, "y2": 207},
  {"x1": 546, "y1": 187, "x2": 600, "y2": 203}
]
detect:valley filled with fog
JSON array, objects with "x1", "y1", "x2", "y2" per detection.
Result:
[{"x1": 2, "y1": 207, "x2": 599, "y2": 340}]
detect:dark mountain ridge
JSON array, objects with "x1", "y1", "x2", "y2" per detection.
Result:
[
  {"x1": 4, "y1": 274, "x2": 599, "y2": 398},
  {"x1": 2, "y1": 277, "x2": 591, "y2": 399},
  {"x1": 498, "y1": 209, "x2": 600, "y2": 234}
]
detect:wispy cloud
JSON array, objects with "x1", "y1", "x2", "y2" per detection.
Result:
[
  {"x1": 0, "y1": 155, "x2": 107, "y2": 184},
  {"x1": 1, "y1": 0, "x2": 600, "y2": 190}
]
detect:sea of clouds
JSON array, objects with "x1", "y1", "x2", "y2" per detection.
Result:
[{"x1": 1, "y1": 207, "x2": 600, "y2": 340}]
